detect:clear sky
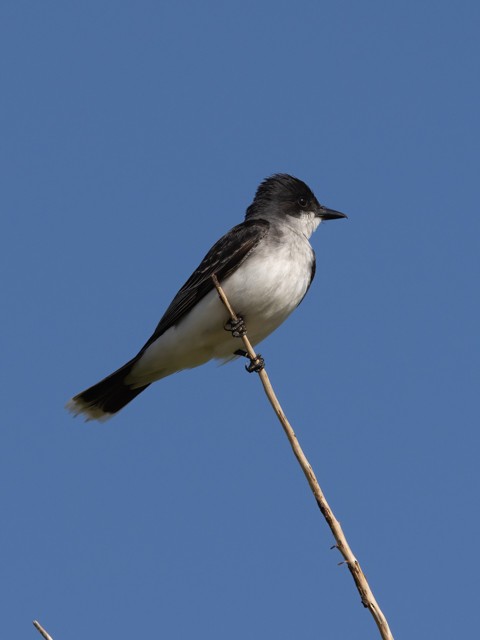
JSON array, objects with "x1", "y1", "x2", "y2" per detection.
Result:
[{"x1": 1, "y1": 1, "x2": 479, "y2": 638}]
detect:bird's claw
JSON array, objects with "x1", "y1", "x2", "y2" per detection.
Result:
[
  {"x1": 224, "y1": 316, "x2": 247, "y2": 338},
  {"x1": 233, "y1": 349, "x2": 265, "y2": 373},
  {"x1": 245, "y1": 355, "x2": 265, "y2": 373}
]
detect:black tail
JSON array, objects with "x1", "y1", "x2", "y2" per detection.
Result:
[{"x1": 66, "y1": 358, "x2": 150, "y2": 421}]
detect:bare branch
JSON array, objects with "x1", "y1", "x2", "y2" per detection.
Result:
[
  {"x1": 33, "y1": 621, "x2": 54, "y2": 640},
  {"x1": 212, "y1": 274, "x2": 394, "y2": 640}
]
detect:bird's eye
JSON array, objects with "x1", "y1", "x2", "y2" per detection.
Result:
[{"x1": 298, "y1": 196, "x2": 308, "y2": 208}]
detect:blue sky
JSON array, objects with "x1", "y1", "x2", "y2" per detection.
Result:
[{"x1": 1, "y1": 1, "x2": 479, "y2": 638}]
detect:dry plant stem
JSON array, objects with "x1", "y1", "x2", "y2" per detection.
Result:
[
  {"x1": 33, "y1": 621, "x2": 54, "y2": 640},
  {"x1": 212, "y1": 275, "x2": 394, "y2": 640}
]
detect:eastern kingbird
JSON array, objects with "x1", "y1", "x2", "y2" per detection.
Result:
[{"x1": 67, "y1": 174, "x2": 346, "y2": 421}]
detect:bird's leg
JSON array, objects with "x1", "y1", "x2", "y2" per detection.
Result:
[
  {"x1": 234, "y1": 349, "x2": 265, "y2": 373},
  {"x1": 224, "y1": 315, "x2": 247, "y2": 338},
  {"x1": 227, "y1": 316, "x2": 265, "y2": 372}
]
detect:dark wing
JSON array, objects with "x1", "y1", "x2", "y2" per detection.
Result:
[
  {"x1": 140, "y1": 218, "x2": 270, "y2": 351},
  {"x1": 307, "y1": 252, "x2": 316, "y2": 290},
  {"x1": 296, "y1": 251, "x2": 316, "y2": 309}
]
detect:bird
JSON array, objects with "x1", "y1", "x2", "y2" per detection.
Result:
[{"x1": 66, "y1": 174, "x2": 347, "y2": 421}]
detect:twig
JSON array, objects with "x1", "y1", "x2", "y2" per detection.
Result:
[
  {"x1": 212, "y1": 274, "x2": 394, "y2": 640},
  {"x1": 33, "y1": 621, "x2": 54, "y2": 640}
]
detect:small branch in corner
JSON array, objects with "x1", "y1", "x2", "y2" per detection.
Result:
[{"x1": 33, "y1": 620, "x2": 54, "y2": 640}]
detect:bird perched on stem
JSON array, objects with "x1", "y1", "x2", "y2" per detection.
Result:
[{"x1": 67, "y1": 174, "x2": 347, "y2": 421}]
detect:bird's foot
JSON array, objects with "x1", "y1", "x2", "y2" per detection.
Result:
[
  {"x1": 234, "y1": 349, "x2": 265, "y2": 373},
  {"x1": 245, "y1": 355, "x2": 265, "y2": 373},
  {"x1": 225, "y1": 316, "x2": 247, "y2": 338}
]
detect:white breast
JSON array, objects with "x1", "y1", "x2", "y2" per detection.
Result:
[{"x1": 220, "y1": 227, "x2": 315, "y2": 346}]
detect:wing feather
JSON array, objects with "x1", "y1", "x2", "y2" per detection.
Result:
[{"x1": 140, "y1": 218, "x2": 269, "y2": 351}]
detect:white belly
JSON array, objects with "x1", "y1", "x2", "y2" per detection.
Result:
[{"x1": 221, "y1": 239, "x2": 314, "y2": 345}]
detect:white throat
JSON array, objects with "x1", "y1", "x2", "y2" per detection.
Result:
[{"x1": 285, "y1": 211, "x2": 321, "y2": 239}]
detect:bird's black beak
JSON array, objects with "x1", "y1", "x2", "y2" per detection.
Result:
[{"x1": 317, "y1": 205, "x2": 348, "y2": 220}]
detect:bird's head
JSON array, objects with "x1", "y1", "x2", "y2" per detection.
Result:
[{"x1": 245, "y1": 174, "x2": 347, "y2": 238}]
